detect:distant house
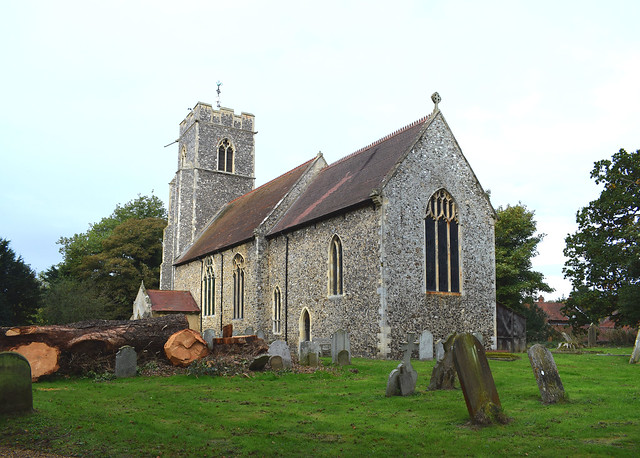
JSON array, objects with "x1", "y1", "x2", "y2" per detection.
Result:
[
  {"x1": 496, "y1": 303, "x2": 526, "y2": 352},
  {"x1": 131, "y1": 282, "x2": 201, "y2": 330}
]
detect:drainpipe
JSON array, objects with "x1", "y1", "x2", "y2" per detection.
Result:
[
  {"x1": 200, "y1": 261, "x2": 203, "y2": 333},
  {"x1": 285, "y1": 235, "x2": 289, "y2": 343},
  {"x1": 220, "y1": 253, "x2": 224, "y2": 333}
]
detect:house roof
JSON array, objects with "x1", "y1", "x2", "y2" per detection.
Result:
[
  {"x1": 536, "y1": 300, "x2": 568, "y2": 323},
  {"x1": 175, "y1": 158, "x2": 315, "y2": 265},
  {"x1": 147, "y1": 289, "x2": 200, "y2": 313},
  {"x1": 268, "y1": 114, "x2": 431, "y2": 235}
]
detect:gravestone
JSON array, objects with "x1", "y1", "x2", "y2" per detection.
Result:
[
  {"x1": 268, "y1": 340, "x2": 292, "y2": 369},
  {"x1": 453, "y1": 333, "x2": 508, "y2": 425},
  {"x1": 386, "y1": 333, "x2": 418, "y2": 396},
  {"x1": 244, "y1": 326, "x2": 255, "y2": 336},
  {"x1": 419, "y1": 330, "x2": 434, "y2": 361},
  {"x1": 473, "y1": 332, "x2": 484, "y2": 346},
  {"x1": 587, "y1": 324, "x2": 597, "y2": 348},
  {"x1": 115, "y1": 345, "x2": 137, "y2": 378},
  {"x1": 203, "y1": 329, "x2": 216, "y2": 350},
  {"x1": 528, "y1": 344, "x2": 568, "y2": 404},
  {"x1": 435, "y1": 339, "x2": 445, "y2": 362},
  {"x1": 256, "y1": 329, "x2": 266, "y2": 340},
  {"x1": 331, "y1": 329, "x2": 351, "y2": 365},
  {"x1": 222, "y1": 324, "x2": 233, "y2": 338},
  {"x1": 428, "y1": 333, "x2": 457, "y2": 390},
  {"x1": 630, "y1": 329, "x2": 640, "y2": 364},
  {"x1": 249, "y1": 354, "x2": 270, "y2": 371},
  {"x1": 299, "y1": 341, "x2": 321, "y2": 366},
  {"x1": 269, "y1": 355, "x2": 284, "y2": 371},
  {"x1": 0, "y1": 352, "x2": 32, "y2": 414},
  {"x1": 337, "y1": 350, "x2": 350, "y2": 366}
]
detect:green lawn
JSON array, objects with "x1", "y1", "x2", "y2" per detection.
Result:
[{"x1": 1, "y1": 347, "x2": 639, "y2": 457}]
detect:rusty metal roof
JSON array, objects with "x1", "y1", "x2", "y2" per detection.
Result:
[
  {"x1": 147, "y1": 289, "x2": 200, "y2": 313},
  {"x1": 175, "y1": 158, "x2": 315, "y2": 264},
  {"x1": 268, "y1": 114, "x2": 431, "y2": 235}
]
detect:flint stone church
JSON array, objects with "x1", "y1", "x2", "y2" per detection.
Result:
[{"x1": 152, "y1": 93, "x2": 496, "y2": 358}]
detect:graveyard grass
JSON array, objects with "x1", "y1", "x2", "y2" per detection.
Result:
[{"x1": 1, "y1": 348, "x2": 639, "y2": 456}]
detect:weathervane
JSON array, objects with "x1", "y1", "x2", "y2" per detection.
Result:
[{"x1": 216, "y1": 81, "x2": 222, "y2": 108}]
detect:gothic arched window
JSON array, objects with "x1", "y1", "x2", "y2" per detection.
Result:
[
  {"x1": 425, "y1": 189, "x2": 460, "y2": 293},
  {"x1": 201, "y1": 256, "x2": 215, "y2": 316},
  {"x1": 328, "y1": 235, "x2": 343, "y2": 296},
  {"x1": 232, "y1": 254, "x2": 245, "y2": 319},
  {"x1": 217, "y1": 138, "x2": 234, "y2": 173},
  {"x1": 273, "y1": 287, "x2": 282, "y2": 335},
  {"x1": 180, "y1": 147, "x2": 187, "y2": 168}
]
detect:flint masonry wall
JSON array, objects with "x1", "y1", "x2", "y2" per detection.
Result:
[{"x1": 380, "y1": 112, "x2": 496, "y2": 357}]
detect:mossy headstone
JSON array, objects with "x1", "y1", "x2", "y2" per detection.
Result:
[
  {"x1": 115, "y1": 345, "x2": 137, "y2": 378},
  {"x1": 331, "y1": 329, "x2": 351, "y2": 365},
  {"x1": 527, "y1": 344, "x2": 567, "y2": 404},
  {"x1": 0, "y1": 351, "x2": 33, "y2": 415},
  {"x1": 453, "y1": 333, "x2": 508, "y2": 425},
  {"x1": 629, "y1": 329, "x2": 640, "y2": 364},
  {"x1": 299, "y1": 341, "x2": 320, "y2": 366},
  {"x1": 428, "y1": 333, "x2": 458, "y2": 390},
  {"x1": 268, "y1": 340, "x2": 292, "y2": 369}
]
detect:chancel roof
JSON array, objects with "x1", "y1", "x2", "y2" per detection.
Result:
[
  {"x1": 147, "y1": 289, "x2": 200, "y2": 313},
  {"x1": 268, "y1": 114, "x2": 431, "y2": 235},
  {"x1": 175, "y1": 158, "x2": 315, "y2": 264}
]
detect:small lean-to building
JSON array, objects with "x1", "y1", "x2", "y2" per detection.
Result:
[
  {"x1": 132, "y1": 282, "x2": 200, "y2": 330},
  {"x1": 158, "y1": 93, "x2": 497, "y2": 358}
]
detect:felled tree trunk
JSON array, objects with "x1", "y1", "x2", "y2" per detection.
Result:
[{"x1": 1, "y1": 315, "x2": 190, "y2": 377}]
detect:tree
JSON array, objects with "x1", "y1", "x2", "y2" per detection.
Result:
[
  {"x1": 495, "y1": 204, "x2": 553, "y2": 341},
  {"x1": 564, "y1": 148, "x2": 640, "y2": 327},
  {"x1": 38, "y1": 276, "x2": 115, "y2": 324},
  {"x1": 0, "y1": 238, "x2": 41, "y2": 326}
]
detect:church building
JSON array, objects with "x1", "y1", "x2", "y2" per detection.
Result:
[{"x1": 158, "y1": 93, "x2": 497, "y2": 358}]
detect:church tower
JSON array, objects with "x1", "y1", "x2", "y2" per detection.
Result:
[{"x1": 160, "y1": 102, "x2": 256, "y2": 289}]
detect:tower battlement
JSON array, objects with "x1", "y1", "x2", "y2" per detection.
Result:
[{"x1": 180, "y1": 102, "x2": 255, "y2": 135}]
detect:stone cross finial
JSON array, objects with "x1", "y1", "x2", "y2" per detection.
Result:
[
  {"x1": 431, "y1": 92, "x2": 441, "y2": 112},
  {"x1": 400, "y1": 332, "x2": 418, "y2": 367}
]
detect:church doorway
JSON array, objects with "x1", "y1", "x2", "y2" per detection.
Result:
[{"x1": 299, "y1": 308, "x2": 311, "y2": 342}]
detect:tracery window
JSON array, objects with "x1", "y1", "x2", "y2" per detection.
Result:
[
  {"x1": 201, "y1": 256, "x2": 215, "y2": 316},
  {"x1": 273, "y1": 287, "x2": 282, "y2": 335},
  {"x1": 328, "y1": 235, "x2": 343, "y2": 296},
  {"x1": 217, "y1": 138, "x2": 234, "y2": 173},
  {"x1": 425, "y1": 189, "x2": 460, "y2": 293},
  {"x1": 232, "y1": 254, "x2": 245, "y2": 319}
]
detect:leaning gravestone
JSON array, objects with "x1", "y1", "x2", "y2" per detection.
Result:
[
  {"x1": 419, "y1": 330, "x2": 434, "y2": 361},
  {"x1": 527, "y1": 344, "x2": 567, "y2": 404},
  {"x1": 115, "y1": 345, "x2": 137, "y2": 378},
  {"x1": 453, "y1": 333, "x2": 508, "y2": 425},
  {"x1": 587, "y1": 324, "x2": 597, "y2": 348},
  {"x1": 0, "y1": 352, "x2": 33, "y2": 414},
  {"x1": 630, "y1": 329, "x2": 640, "y2": 364},
  {"x1": 435, "y1": 339, "x2": 445, "y2": 362},
  {"x1": 249, "y1": 354, "x2": 270, "y2": 371},
  {"x1": 268, "y1": 340, "x2": 292, "y2": 369},
  {"x1": 203, "y1": 329, "x2": 216, "y2": 350},
  {"x1": 473, "y1": 332, "x2": 484, "y2": 346},
  {"x1": 428, "y1": 333, "x2": 458, "y2": 390},
  {"x1": 386, "y1": 333, "x2": 418, "y2": 396},
  {"x1": 331, "y1": 329, "x2": 351, "y2": 365},
  {"x1": 299, "y1": 341, "x2": 321, "y2": 366}
]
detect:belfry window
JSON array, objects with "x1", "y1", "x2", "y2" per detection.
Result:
[
  {"x1": 217, "y1": 138, "x2": 234, "y2": 173},
  {"x1": 273, "y1": 287, "x2": 282, "y2": 335},
  {"x1": 425, "y1": 189, "x2": 460, "y2": 293},
  {"x1": 328, "y1": 235, "x2": 343, "y2": 296},
  {"x1": 201, "y1": 256, "x2": 215, "y2": 316},
  {"x1": 232, "y1": 254, "x2": 245, "y2": 319}
]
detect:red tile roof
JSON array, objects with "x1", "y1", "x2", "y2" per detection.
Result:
[
  {"x1": 175, "y1": 158, "x2": 315, "y2": 265},
  {"x1": 537, "y1": 301, "x2": 568, "y2": 323},
  {"x1": 147, "y1": 289, "x2": 200, "y2": 313},
  {"x1": 269, "y1": 115, "x2": 431, "y2": 235}
]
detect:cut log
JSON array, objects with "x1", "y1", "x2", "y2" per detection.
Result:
[
  {"x1": 164, "y1": 329, "x2": 210, "y2": 367},
  {"x1": 10, "y1": 342, "x2": 61, "y2": 381}
]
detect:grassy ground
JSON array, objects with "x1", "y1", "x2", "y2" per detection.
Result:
[{"x1": 1, "y1": 347, "x2": 638, "y2": 457}]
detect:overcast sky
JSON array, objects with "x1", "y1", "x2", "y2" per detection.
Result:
[{"x1": 1, "y1": 1, "x2": 639, "y2": 299}]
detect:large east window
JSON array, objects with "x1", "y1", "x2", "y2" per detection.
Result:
[{"x1": 425, "y1": 189, "x2": 460, "y2": 293}]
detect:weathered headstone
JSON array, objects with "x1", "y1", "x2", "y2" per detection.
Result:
[
  {"x1": 0, "y1": 352, "x2": 33, "y2": 414},
  {"x1": 435, "y1": 339, "x2": 445, "y2": 362},
  {"x1": 244, "y1": 326, "x2": 255, "y2": 336},
  {"x1": 256, "y1": 329, "x2": 266, "y2": 340},
  {"x1": 269, "y1": 355, "x2": 284, "y2": 371},
  {"x1": 337, "y1": 349, "x2": 350, "y2": 366},
  {"x1": 473, "y1": 332, "x2": 484, "y2": 346},
  {"x1": 419, "y1": 330, "x2": 434, "y2": 361},
  {"x1": 203, "y1": 329, "x2": 216, "y2": 350},
  {"x1": 386, "y1": 333, "x2": 418, "y2": 396},
  {"x1": 587, "y1": 324, "x2": 597, "y2": 348},
  {"x1": 249, "y1": 354, "x2": 270, "y2": 371},
  {"x1": 453, "y1": 333, "x2": 508, "y2": 425},
  {"x1": 428, "y1": 333, "x2": 458, "y2": 390},
  {"x1": 115, "y1": 345, "x2": 137, "y2": 378},
  {"x1": 385, "y1": 366, "x2": 401, "y2": 396},
  {"x1": 299, "y1": 341, "x2": 321, "y2": 366},
  {"x1": 331, "y1": 329, "x2": 351, "y2": 365},
  {"x1": 630, "y1": 329, "x2": 640, "y2": 364},
  {"x1": 268, "y1": 340, "x2": 292, "y2": 369},
  {"x1": 528, "y1": 344, "x2": 568, "y2": 404}
]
